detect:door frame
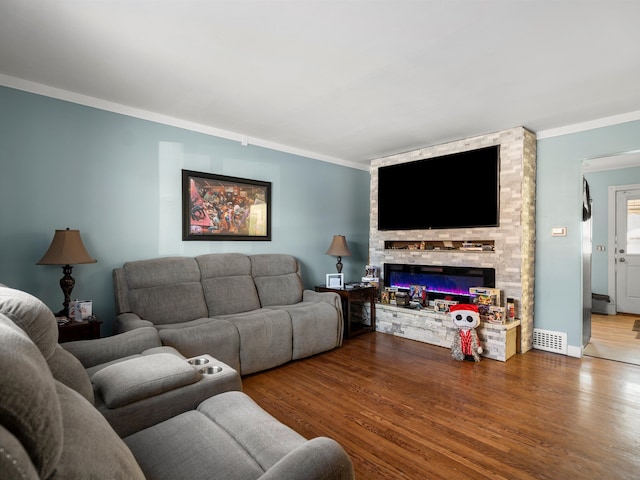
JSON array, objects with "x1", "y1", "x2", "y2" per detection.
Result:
[{"x1": 607, "y1": 183, "x2": 640, "y2": 314}]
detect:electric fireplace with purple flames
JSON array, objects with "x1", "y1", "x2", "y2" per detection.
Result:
[{"x1": 383, "y1": 263, "x2": 495, "y2": 303}]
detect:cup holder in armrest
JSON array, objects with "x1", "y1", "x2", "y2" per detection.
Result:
[
  {"x1": 188, "y1": 357, "x2": 210, "y2": 366},
  {"x1": 186, "y1": 354, "x2": 227, "y2": 375},
  {"x1": 200, "y1": 366, "x2": 222, "y2": 375}
]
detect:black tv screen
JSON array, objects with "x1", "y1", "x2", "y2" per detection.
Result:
[{"x1": 377, "y1": 145, "x2": 500, "y2": 230}]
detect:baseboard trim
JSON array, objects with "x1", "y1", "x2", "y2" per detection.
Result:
[{"x1": 568, "y1": 345, "x2": 582, "y2": 358}]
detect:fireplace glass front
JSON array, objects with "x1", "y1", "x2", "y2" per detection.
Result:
[{"x1": 383, "y1": 263, "x2": 495, "y2": 303}]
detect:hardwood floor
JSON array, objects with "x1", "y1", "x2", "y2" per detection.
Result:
[
  {"x1": 242, "y1": 332, "x2": 640, "y2": 480},
  {"x1": 584, "y1": 313, "x2": 640, "y2": 365}
]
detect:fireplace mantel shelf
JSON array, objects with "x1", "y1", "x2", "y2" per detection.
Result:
[{"x1": 384, "y1": 240, "x2": 495, "y2": 252}]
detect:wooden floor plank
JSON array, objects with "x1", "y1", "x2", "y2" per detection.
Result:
[{"x1": 242, "y1": 333, "x2": 640, "y2": 480}]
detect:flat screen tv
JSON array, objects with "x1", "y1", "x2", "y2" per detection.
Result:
[{"x1": 377, "y1": 145, "x2": 500, "y2": 230}]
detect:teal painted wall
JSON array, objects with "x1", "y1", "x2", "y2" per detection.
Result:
[
  {"x1": 585, "y1": 166, "x2": 640, "y2": 296},
  {"x1": 0, "y1": 87, "x2": 371, "y2": 335},
  {"x1": 5, "y1": 83, "x2": 640, "y2": 354},
  {"x1": 536, "y1": 120, "x2": 640, "y2": 350}
]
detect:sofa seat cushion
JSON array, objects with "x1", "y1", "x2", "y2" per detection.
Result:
[
  {"x1": 124, "y1": 411, "x2": 266, "y2": 480},
  {"x1": 92, "y1": 353, "x2": 200, "y2": 408},
  {"x1": 124, "y1": 391, "x2": 307, "y2": 480},
  {"x1": 269, "y1": 302, "x2": 341, "y2": 359},
  {"x1": 216, "y1": 309, "x2": 293, "y2": 375},
  {"x1": 198, "y1": 391, "x2": 308, "y2": 469}
]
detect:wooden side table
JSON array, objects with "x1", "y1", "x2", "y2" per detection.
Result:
[
  {"x1": 315, "y1": 285, "x2": 376, "y2": 339},
  {"x1": 57, "y1": 317, "x2": 102, "y2": 343}
]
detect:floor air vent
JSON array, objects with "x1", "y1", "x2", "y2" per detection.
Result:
[{"x1": 533, "y1": 328, "x2": 567, "y2": 354}]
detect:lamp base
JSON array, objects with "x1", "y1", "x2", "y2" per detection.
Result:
[
  {"x1": 336, "y1": 256, "x2": 343, "y2": 273},
  {"x1": 57, "y1": 265, "x2": 75, "y2": 318}
]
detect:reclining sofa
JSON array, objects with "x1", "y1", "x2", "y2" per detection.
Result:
[
  {"x1": 113, "y1": 253, "x2": 344, "y2": 375},
  {"x1": 0, "y1": 286, "x2": 355, "y2": 480},
  {"x1": 1, "y1": 286, "x2": 243, "y2": 438}
]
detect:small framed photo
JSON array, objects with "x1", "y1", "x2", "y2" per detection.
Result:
[{"x1": 326, "y1": 273, "x2": 344, "y2": 289}]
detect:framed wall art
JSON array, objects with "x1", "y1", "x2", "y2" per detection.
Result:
[{"x1": 182, "y1": 169, "x2": 271, "y2": 241}]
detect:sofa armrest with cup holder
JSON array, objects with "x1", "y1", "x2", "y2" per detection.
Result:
[{"x1": 92, "y1": 353, "x2": 242, "y2": 437}]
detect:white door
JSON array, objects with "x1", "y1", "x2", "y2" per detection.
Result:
[{"x1": 615, "y1": 189, "x2": 640, "y2": 313}]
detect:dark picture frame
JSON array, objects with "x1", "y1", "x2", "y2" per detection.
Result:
[{"x1": 182, "y1": 169, "x2": 271, "y2": 241}]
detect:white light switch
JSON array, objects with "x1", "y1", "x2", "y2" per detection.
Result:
[{"x1": 551, "y1": 227, "x2": 567, "y2": 237}]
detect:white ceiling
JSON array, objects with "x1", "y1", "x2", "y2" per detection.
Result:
[{"x1": 2, "y1": 0, "x2": 640, "y2": 170}]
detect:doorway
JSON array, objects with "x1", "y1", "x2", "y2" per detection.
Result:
[{"x1": 582, "y1": 153, "x2": 640, "y2": 364}]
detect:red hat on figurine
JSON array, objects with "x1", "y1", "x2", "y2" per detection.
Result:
[{"x1": 448, "y1": 304, "x2": 478, "y2": 313}]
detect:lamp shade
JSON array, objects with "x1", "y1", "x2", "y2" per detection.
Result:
[
  {"x1": 37, "y1": 228, "x2": 97, "y2": 266},
  {"x1": 325, "y1": 235, "x2": 351, "y2": 257}
]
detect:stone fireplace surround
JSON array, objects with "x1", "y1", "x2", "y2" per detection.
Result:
[{"x1": 368, "y1": 126, "x2": 536, "y2": 360}]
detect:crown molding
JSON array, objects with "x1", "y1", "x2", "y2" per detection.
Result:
[
  {"x1": 537, "y1": 110, "x2": 640, "y2": 139},
  {"x1": 0, "y1": 74, "x2": 368, "y2": 172}
]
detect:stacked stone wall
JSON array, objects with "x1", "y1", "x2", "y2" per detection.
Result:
[{"x1": 369, "y1": 126, "x2": 536, "y2": 356}]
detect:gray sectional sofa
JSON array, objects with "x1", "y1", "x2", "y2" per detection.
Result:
[
  {"x1": 0, "y1": 285, "x2": 355, "y2": 480},
  {"x1": 113, "y1": 253, "x2": 344, "y2": 375}
]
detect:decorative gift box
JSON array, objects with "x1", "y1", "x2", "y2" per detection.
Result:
[
  {"x1": 469, "y1": 286, "x2": 501, "y2": 307},
  {"x1": 434, "y1": 299, "x2": 458, "y2": 313}
]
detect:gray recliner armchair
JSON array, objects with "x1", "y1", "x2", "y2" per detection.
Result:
[
  {"x1": 0, "y1": 286, "x2": 355, "y2": 480},
  {"x1": 0, "y1": 286, "x2": 241, "y2": 437}
]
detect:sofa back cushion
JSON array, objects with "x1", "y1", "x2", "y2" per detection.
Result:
[
  {"x1": 197, "y1": 253, "x2": 261, "y2": 315},
  {"x1": 250, "y1": 254, "x2": 304, "y2": 306},
  {"x1": 49, "y1": 345, "x2": 95, "y2": 404},
  {"x1": 54, "y1": 381, "x2": 146, "y2": 479},
  {"x1": 116, "y1": 257, "x2": 209, "y2": 324},
  {"x1": 0, "y1": 287, "x2": 58, "y2": 360},
  {"x1": 0, "y1": 314, "x2": 146, "y2": 480},
  {"x1": 0, "y1": 316, "x2": 63, "y2": 479},
  {"x1": 0, "y1": 287, "x2": 94, "y2": 404}
]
